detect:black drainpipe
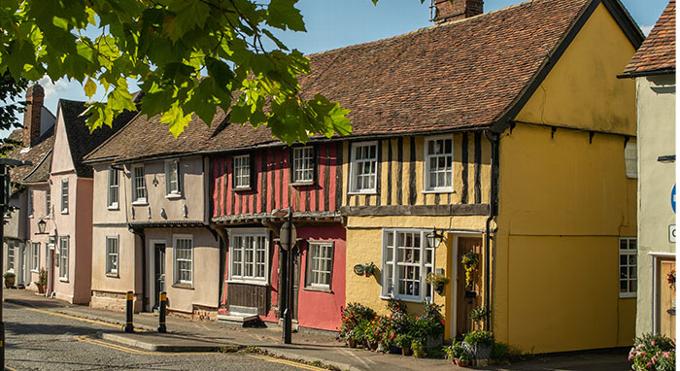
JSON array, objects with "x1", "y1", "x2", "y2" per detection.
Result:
[{"x1": 484, "y1": 130, "x2": 500, "y2": 331}]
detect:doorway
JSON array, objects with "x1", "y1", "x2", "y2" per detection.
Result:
[
  {"x1": 657, "y1": 258, "x2": 676, "y2": 339},
  {"x1": 455, "y1": 236, "x2": 483, "y2": 338},
  {"x1": 153, "y1": 242, "x2": 166, "y2": 310}
]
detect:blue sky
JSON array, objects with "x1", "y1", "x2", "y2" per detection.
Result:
[{"x1": 16, "y1": 0, "x2": 669, "y2": 138}]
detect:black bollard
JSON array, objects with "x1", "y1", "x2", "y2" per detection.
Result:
[
  {"x1": 158, "y1": 292, "x2": 167, "y2": 333},
  {"x1": 124, "y1": 291, "x2": 134, "y2": 333}
]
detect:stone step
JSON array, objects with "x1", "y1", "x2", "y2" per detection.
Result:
[{"x1": 216, "y1": 313, "x2": 260, "y2": 326}]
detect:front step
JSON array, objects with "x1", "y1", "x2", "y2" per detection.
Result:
[{"x1": 217, "y1": 306, "x2": 259, "y2": 326}]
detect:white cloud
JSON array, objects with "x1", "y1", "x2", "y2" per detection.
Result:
[
  {"x1": 640, "y1": 25, "x2": 654, "y2": 36},
  {"x1": 37, "y1": 75, "x2": 71, "y2": 100}
]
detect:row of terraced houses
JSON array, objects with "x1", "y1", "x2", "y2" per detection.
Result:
[{"x1": 3, "y1": 0, "x2": 676, "y2": 354}]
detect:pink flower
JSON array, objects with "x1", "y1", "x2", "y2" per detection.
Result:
[
  {"x1": 651, "y1": 340, "x2": 656, "y2": 346},
  {"x1": 663, "y1": 352, "x2": 670, "y2": 359}
]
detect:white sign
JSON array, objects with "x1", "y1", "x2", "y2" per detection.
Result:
[{"x1": 669, "y1": 224, "x2": 676, "y2": 243}]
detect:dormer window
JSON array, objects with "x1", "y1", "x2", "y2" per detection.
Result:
[
  {"x1": 233, "y1": 155, "x2": 251, "y2": 190},
  {"x1": 165, "y1": 159, "x2": 181, "y2": 197}
]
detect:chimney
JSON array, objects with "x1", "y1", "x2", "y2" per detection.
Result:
[
  {"x1": 432, "y1": 0, "x2": 483, "y2": 24},
  {"x1": 22, "y1": 84, "x2": 44, "y2": 147}
]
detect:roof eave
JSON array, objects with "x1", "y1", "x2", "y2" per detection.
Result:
[{"x1": 618, "y1": 68, "x2": 676, "y2": 79}]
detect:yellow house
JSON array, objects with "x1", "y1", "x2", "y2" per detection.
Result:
[{"x1": 303, "y1": 0, "x2": 643, "y2": 353}]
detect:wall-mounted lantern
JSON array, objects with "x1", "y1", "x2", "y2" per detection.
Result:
[
  {"x1": 426, "y1": 227, "x2": 445, "y2": 248},
  {"x1": 36, "y1": 219, "x2": 47, "y2": 235}
]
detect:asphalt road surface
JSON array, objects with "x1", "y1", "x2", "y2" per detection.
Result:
[{"x1": 3, "y1": 302, "x2": 312, "y2": 371}]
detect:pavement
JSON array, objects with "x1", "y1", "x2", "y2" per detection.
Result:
[{"x1": 3, "y1": 289, "x2": 632, "y2": 371}]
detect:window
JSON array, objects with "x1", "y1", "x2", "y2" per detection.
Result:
[
  {"x1": 45, "y1": 187, "x2": 51, "y2": 216},
  {"x1": 306, "y1": 242, "x2": 334, "y2": 289},
  {"x1": 31, "y1": 242, "x2": 39, "y2": 272},
  {"x1": 132, "y1": 165, "x2": 147, "y2": 203},
  {"x1": 230, "y1": 231, "x2": 268, "y2": 283},
  {"x1": 292, "y1": 146, "x2": 315, "y2": 184},
  {"x1": 60, "y1": 179, "x2": 69, "y2": 214},
  {"x1": 165, "y1": 160, "x2": 181, "y2": 196},
  {"x1": 59, "y1": 236, "x2": 69, "y2": 280},
  {"x1": 425, "y1": 137, "x2": 453, "y2": 191},
  {"x1": 27, "y1": 190, "x2": 34, "y2": 217},
  {"x1": 108, "y1": 168, "x2": 120, "y2": 209},
  {"x1": 350, "y1": 142, "x2": 378, "y2": 193},
  {"x1": 619, "y1": 238, "x2": 637, "y2": 297},
  {"x1": 174, "y1": 236, "x2": 193, "y2": 285},
  {"x1": 624, "y1": 141, "x2": 637, "y2": 179},
  {"x1": 7, "y1": 242, "x2": 14, "y2": 270},
  {"x1": 233, "y1": 155, "x2": 251, "y2": 190},
  {"x1": 382, "y1": 230, "x2": 435, "y2": 301},
  {"x1": 106, "y1": 237, "x2": 119, "y2": 276}
]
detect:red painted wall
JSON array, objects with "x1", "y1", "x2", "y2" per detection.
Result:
[{"x1": 211, "y1": 142, "x2": 343, "y2": 218}]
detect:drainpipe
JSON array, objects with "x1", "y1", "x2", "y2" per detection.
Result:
[{"x1": 484, "y1": 130, "x2": 500, "y2": 331}]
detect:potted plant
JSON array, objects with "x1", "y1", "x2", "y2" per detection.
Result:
[
  {"x1": 411, "y1": 339, "x2": 426, "y2": 358},
  {"x1": 35, "y1": 268, "x2": 47, "y2": 294},
  {"x1": 628, "y1": 333, "x2": 675, "y2": 371},
  {"x1": 396, "y1": 334, "x2": 413, "y2": 356},
  {"x1": 470, "y1": 306, "x2": 490, "y2": 330},
  {"x1": 425, "y1": 272, "x2": 449, "y2": 295},
  {"x1": 339, "y1": 303, "x2": 376, "y2": 347},
  {"x1": 3, "y1": 271, "x2": 15, "y2": 289},
  {"x1": 464, "y1": 330, "x2": 494, "y2": 366}
]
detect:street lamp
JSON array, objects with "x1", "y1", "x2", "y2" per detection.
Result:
[
  {"x1": 0, "y1": 158, "x2": 31, "y2": 370},
  {"x1": 278, "y1": 208, "x2": 296, "y2": 344},
  {"x1": 426, "y1": 227, "x2": 445, "y2": 249}
]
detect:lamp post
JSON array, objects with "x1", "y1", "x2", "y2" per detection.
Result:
[
  {"x1": 278, "y1": 208, "x2": 296, "y2": 344},
  {"x1": 0, "y1": 158, "x2": 31, "y2": 369}
]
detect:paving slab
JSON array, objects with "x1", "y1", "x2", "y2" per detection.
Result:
[{"x1": 100, "y1": 332, "x2": 243, "y2": 353}]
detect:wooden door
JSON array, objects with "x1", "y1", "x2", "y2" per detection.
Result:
[
  {"x1": 153, "y1": 243, "x2": 166, "y2": 310},
  {"x1": 659, "y1": 259, "x2": 675, "y2": 339},
  {"x1": 456, "y1": 237, "x2": 483, "y2": 337}
]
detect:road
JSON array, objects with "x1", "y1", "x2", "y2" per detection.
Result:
[{"x1": 3, "y1": 302, "x2": 312, "y2": 371}]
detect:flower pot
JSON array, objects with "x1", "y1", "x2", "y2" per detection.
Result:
[
  {"x1": 347, "y1": 339, "x2": 357, "y2": 348},
  {"x1": 4, "y1": 276, "x2": 14, "y2": 289},
  {"x1": 36, "y1": 284, "x2": 45, "y2": 294},
  {"x1": 454, "y1": 358, "x2": 471, "y2": 367},
  {"x1": 473, "y1": 343, "x2": 493, "y2": 360},
  {"x1": 401, "y1": 347, "x2": 413, "y2": 356}
]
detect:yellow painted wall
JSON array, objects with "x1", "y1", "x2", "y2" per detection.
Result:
[
  {"x1": 494, "y1": 123, "x2": 637, "y2": 353},
  {"x1": 515, "y1": 4, "x2": 637, "y2": 136},
  {"x1": 343, "y1": 133, "x2": 490, "y2": 208}
]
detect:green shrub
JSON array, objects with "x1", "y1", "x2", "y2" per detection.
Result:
[
  {"x1": 339, "y1": 303, "x2": 376, "y2": 342},
  {"x1": 464, "y1": 330, "x2": 494, "y2": 346},
  {"x1": 445, "y1": 341, "x2": 472, "y2": 360},
  {"x1": 629, "y1": 333, "x2": 675, "y2": 371}
]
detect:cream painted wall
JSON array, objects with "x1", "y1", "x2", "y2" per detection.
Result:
[
  {"x1": 24, "y1": 184, "x2": 53, "y2": 291},
  {"x1": 126, "y1": 156, "x2": 207, "y2": 224},
  {"x1": 635, "y1": 74, "x2": 676, "y2": 335},
  {"x1": 495, "y1": 124, "x2": 637, "y2": 353},
  {"x1": 515, "y1": 4, "x2": 637, "y2": 136}
]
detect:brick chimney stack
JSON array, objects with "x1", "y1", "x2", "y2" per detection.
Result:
[
  {"x1": 22, "y1": 84, "x2": 44, "y2": 147},
  {"x1": 432, "y1": 0, "x2": 483, "y2": 24}
]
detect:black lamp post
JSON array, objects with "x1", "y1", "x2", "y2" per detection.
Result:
[
  {"x1": 0, "y1": 158, "x2": 31, "y2": 369},
  {"x1": 278, "y1": 208, "x2": 296, "y2": 344}
]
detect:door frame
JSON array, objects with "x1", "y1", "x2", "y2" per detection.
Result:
[
  {"x1": 449, "y1": 233, "x2": 484, "y2": 339},
  {"x1": 146, "y1": 239, "x2": 167, "y2": 312},
  {"x1": 650, "y1": 252, "x2": 676, "y2": 334}
]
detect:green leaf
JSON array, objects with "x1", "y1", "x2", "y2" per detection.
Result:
[
  {"x1": 160, "y1": 104, "x2": 193, "y2": 138},
  {"x1": 267, "y1": 0, "x2": 306, "y2": 32},
  {"x1": 169, "y1": 0, "x2": 210, "y2": 35},
  {"x1": 84, "y1": 77, "x2": 97, "y2": 98}
]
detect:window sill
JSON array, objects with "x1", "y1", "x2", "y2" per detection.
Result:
[
  {"x1": 347, "y1": 190, "x2": 378, "y2": 196},
  {"x1": 30, "y1": 269, "x2": 39, "y2": 274},
  {"x1": 619, "y1": 293, "x2": 637, "y2": 299},
  {"x1": 165, "y1": 193, "x2": 183, "y2": 200},
  {"x1": 61, "y1": 210, "x2": 69, "y2": 215},
  {"x1": 233, "y1": 187, "x2": 252, "y2": 193},
  {"x1": 422, "y1": 189, "x2": 454, "y2": 194},
  {"x1": 227, "y1": 279, "x2": 269, "y2": 287},
  {"x1": 131, "y1": 201, "x2": 149, "y2": 206},
  {"x1": 291, "y1": 181, "x2": 315, "y2": 188},
  {"x1": 107, "y1": 205, "x2": 119, "y2": 211},
  {"x1": 172, "y1": 283, "x2": 194, "y2": 290},
  {"x1": 59, "y1": 278, "x2": 69, "y2": 283},
  {"x1": 303, "y1": 285, "x2": 332, "y2": 293},
  {"x1": 106, "y1": 273, "x2": 119, "y2": 278},
  {"x1": 379, "y1": 295, "x2": 426, "y2": 303}
]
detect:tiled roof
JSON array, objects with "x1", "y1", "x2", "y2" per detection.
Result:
[
  {"x1": 5, "y1": 127, "x2": 55, "y2": 184},
  {"x1": 85, "y1": 0, "x2": 636, "y2": 163},
  {"x1": 623, "y1": 0, "x2": 675, "y2": 76},
  {"x1": 59, "y1": 99, "x2": 136, "y2": 177}
]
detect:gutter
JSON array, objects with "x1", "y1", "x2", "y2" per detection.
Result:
[{"x1": 483, "y1": 130, "x2": 500, "y2": 331}]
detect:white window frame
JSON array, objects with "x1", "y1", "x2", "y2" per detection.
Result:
[
  {"x1": 306, "y1": 241, "x2": 334, "y2": 290},
  {"x1": 165, "y1": 159, "x2": 181, "y2": 197},
  {"x1": 619, "y1": 237, "x2": 637, "y2": 298},
  {"x1": 131, "y1": 165, "x2": 147, "y2": 204},
  {"x1": 30, "y1": 242, "x2": 39, "y2": 272},
  {"x1": 107, "y1": 168, "x2": 120, "y2": 209},
  {"x1": 292, "y1": 146, "x2": 315, "y2": 185},
  {"x1": 381, "y1": 229, "x2": 435, "y2": 302},
  {"x1": 624, "y1": 140, "x2": 638, "y2": 179},
  {"x1": 105, "y1": 236, "x2": 119, "y2": 276},
  {"x1": 60, "y1": 179, "x2": 69, "y2": 214},
  {"x1": 229, "y1": 228, "x2": 269, "y2": 285},
  {"x1": 424, "y1": 135, "x2": 454, "y2": 192},
  {"x1": 349, "y1": 141, "x2": 378, "y2": 194},
  {"x1": 58, "y1": 236, "x2": 69, "y2": 281},
  {"x1": 173, "y1": 235, "x2": 193, "y2": 285},
  {"x1": 233, "y1": 155, "x2": 251, "y2": 190}
]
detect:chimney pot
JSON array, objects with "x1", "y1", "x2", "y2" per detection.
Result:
[
  {"x1": 433, "y1": 0, "x2": 483, "y2": 24},
  {"x1": 22, "y1": 84, "x2": 45, "y2": 147}
]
